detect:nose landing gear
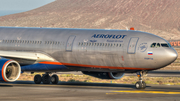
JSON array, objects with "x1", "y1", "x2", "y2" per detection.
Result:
[
  {"x1": 135, "y1": 71, "x2": 147, "y2": 89},
  {"x1": 34, "y1": 72, "x2": 59, "y2": 84}
]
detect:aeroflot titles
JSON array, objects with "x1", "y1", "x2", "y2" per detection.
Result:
[{"x1": 91, "y1": 34, "x2": 126, "y2": 39}]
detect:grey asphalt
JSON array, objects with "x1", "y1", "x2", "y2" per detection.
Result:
[
  {"x1": 0, "y1": 81, "x2": 180, "y2": 101},
  {"x1": 57, "y1": 70, "x2": 180, "y2": 77}
]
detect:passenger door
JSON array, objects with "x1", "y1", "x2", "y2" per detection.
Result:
[
  {"x1": 66, "y1": 35, "x2": 76, "y2": 52},
  {"x1": 127, "y1": 37, "x2": 139, "y2": 54}
]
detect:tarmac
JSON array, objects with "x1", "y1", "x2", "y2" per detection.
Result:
[
  {"x1": 57, "y1": 70, "x2": 180, "y2": 77},
  {"x1": 0, "y1": 81, "x2": 180, "y2": 101}
]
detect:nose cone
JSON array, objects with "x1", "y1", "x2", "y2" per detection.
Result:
[{"x1": 166, "y1": 48, "x2": 178, "y2": 63}]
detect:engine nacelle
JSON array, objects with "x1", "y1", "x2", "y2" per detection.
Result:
[
  {"x1": 82, "y1": 71, "x2": 124, "y2": 79},
  {"x1": 0, "y1": 59, "x2": 21, "y2": 82}
]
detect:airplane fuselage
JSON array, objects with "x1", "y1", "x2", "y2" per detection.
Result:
[{"x1": 0, "y1": 27, "x2": 177, "y2": 73}]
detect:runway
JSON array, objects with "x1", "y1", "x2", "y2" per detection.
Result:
[
  {"x1": 57, "y1": 70, "x2": 180, "y2": 77},
  {"x1": 1, "y1": 81, "x2": 180, "y2": 101}
]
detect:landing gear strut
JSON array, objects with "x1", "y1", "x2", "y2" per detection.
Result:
[
  {"x1": 33, "y1": 72, "x2": 59, "y2": 84},
  {"x1": 135, "y1": 71, "x2": 147, "y2": 89}
]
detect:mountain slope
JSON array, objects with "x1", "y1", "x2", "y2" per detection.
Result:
[{"x1": 0, "y1": 0, "x2": 180, "y2": 40}]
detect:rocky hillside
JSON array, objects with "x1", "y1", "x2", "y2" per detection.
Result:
[{"x1": 0, "y1": 0, "x2": 180, "y2": 40}]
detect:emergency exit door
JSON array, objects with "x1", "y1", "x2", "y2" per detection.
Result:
[
  {"x1": 127, "y1": 37, "x2": 139, "y2": 54},
  {"x1": 66, "y1": 35, "x2": 76, "y2": 51}
]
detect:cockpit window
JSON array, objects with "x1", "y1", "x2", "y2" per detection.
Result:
[
  {"x1": 151, "y1": 42, "x2": 171, "y2": 48},
  {"x1": 151, "y1": 43, "x2": 156, "y2": 48},
  {"x1": 157, "y1": 43, "x2": 160, "y2": 47},
  {"x1": 161, "y1": 43, "x2": 169, "y2": 47}
]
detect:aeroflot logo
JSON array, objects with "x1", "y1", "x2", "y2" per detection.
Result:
[{"x1": 91, "y1": 34, "x2": 126, "y2": 39}]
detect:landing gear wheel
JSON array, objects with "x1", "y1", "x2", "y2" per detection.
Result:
[
  {"x1": 142, "y1": 81, "x2": 146, "y2": 89},
  {"x1": 135, "y1": 81, "x2": 141, "y2": 89},
  {"x1": 51, "y1": 74, "x2": 59, "y2": 84},
  {"x1": 135, "y1": 71, "x2": 147, "y2": 89},
  {"x1": 34, "y1": 74, "x2": 42, "y2": 84},
  {"x1": 42, "y1": 74, "x2": 51, "y2": 84},
  {"x1": 135, "y1": 81, "x2": 146, "y2": 89}
]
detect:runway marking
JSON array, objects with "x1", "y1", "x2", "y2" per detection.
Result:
[{"x1": 111, "y1": 90, "x2": 180, "y2": 94}]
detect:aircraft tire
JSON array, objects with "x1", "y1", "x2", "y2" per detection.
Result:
[
  {"x1": 135, "y1": 81, "x2": 146, "y2": 89},
  {"x1": 34, "y1": 75, "x2": 42, "y2": 84},
  {"x1": 42, "y1": 74, "x2": 51, "y2": 84},
  {"x1": 51, "y1": 74, "x2": 59, "y2": 84},
  {"x1": 142, "y1": 81, "x2": 146, "y2": 89}
]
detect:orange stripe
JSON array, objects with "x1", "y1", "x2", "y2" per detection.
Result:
[
  {"x1": 61, "y1": 62, "x2": 154, "y2": 70},
  {"x1": 38, "y1": 61, "x2": 154, "y2": 70},
  {"x1": 39, "y1": 61, "x2": 62, "y2": 65},
  {"x1": 2, "y1": 60, "x2": 12, "y2": 82}
]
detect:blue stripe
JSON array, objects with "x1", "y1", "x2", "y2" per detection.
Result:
[{"x1": 21, "y1": 63, "x2": 68, "y2": 71}]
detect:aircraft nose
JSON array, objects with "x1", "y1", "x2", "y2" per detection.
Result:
[{"x1": 167, "y1": 48, "x2": 178, "y2": 63}]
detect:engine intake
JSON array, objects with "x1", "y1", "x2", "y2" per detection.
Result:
[
  {"x1": 82, "y1": 71, "x2": 124, "y2": 79},
  {"x1": 0, "y1": 59, "x2": 21, "y2": 82}
]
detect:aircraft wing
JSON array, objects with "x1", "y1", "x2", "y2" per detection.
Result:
[{"x1": 0, "y1": 50, "x2": 56, "y2": 66}]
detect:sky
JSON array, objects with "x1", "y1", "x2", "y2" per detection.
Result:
[{"x1": 0, "y1": 0, "x2": 55, "y2": 16}]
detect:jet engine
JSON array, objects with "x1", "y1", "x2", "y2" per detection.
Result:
[
  {"x1": 82, "y1": 71, "x2": 124, "y2": 79},
  {"x1": 0, "y1": 59, "x2": 21, "y2": 82}
]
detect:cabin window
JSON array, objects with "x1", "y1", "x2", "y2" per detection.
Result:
[
  {"x1": 94, "y1": 43, "x2": 97, "y2": 46},
  {"x1": 100, "y1": 43, "x2": 102, "y2": 46},
  {"x1": 102, "y1": 43, "x2": 104, "y2": 46},
  {"x1": 108, "y1": 43, "x2": 110, "y2": 47},
  {"x1": 83, "y1": 42, "x2": 85, "y2": 46},
  {"x1": 89, "y1": 42, "x2": 92, "y2": 46},
  {"x1": 97, "y1": 43, "x2": 99, "y2": 46}
]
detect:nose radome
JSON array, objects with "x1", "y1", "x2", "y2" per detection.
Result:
[{"x1": 167, "y1": 49, "x2": 178, "y2": 63}]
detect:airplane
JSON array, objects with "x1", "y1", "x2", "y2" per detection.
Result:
[{"x1": 0, "y1": 27, "x2": 177, "y2": 89}]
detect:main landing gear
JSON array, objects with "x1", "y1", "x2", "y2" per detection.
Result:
[
  {"x1": 135, "y1": 71, "x2": 147, "y2": 89},
  {"x1": 34, "y1": 72, "x2": 59, "y2": 84}
]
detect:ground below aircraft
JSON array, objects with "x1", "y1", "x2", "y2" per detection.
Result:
[{"x1": 0, "y1": 27, "x2": 177, "y2": 89}]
